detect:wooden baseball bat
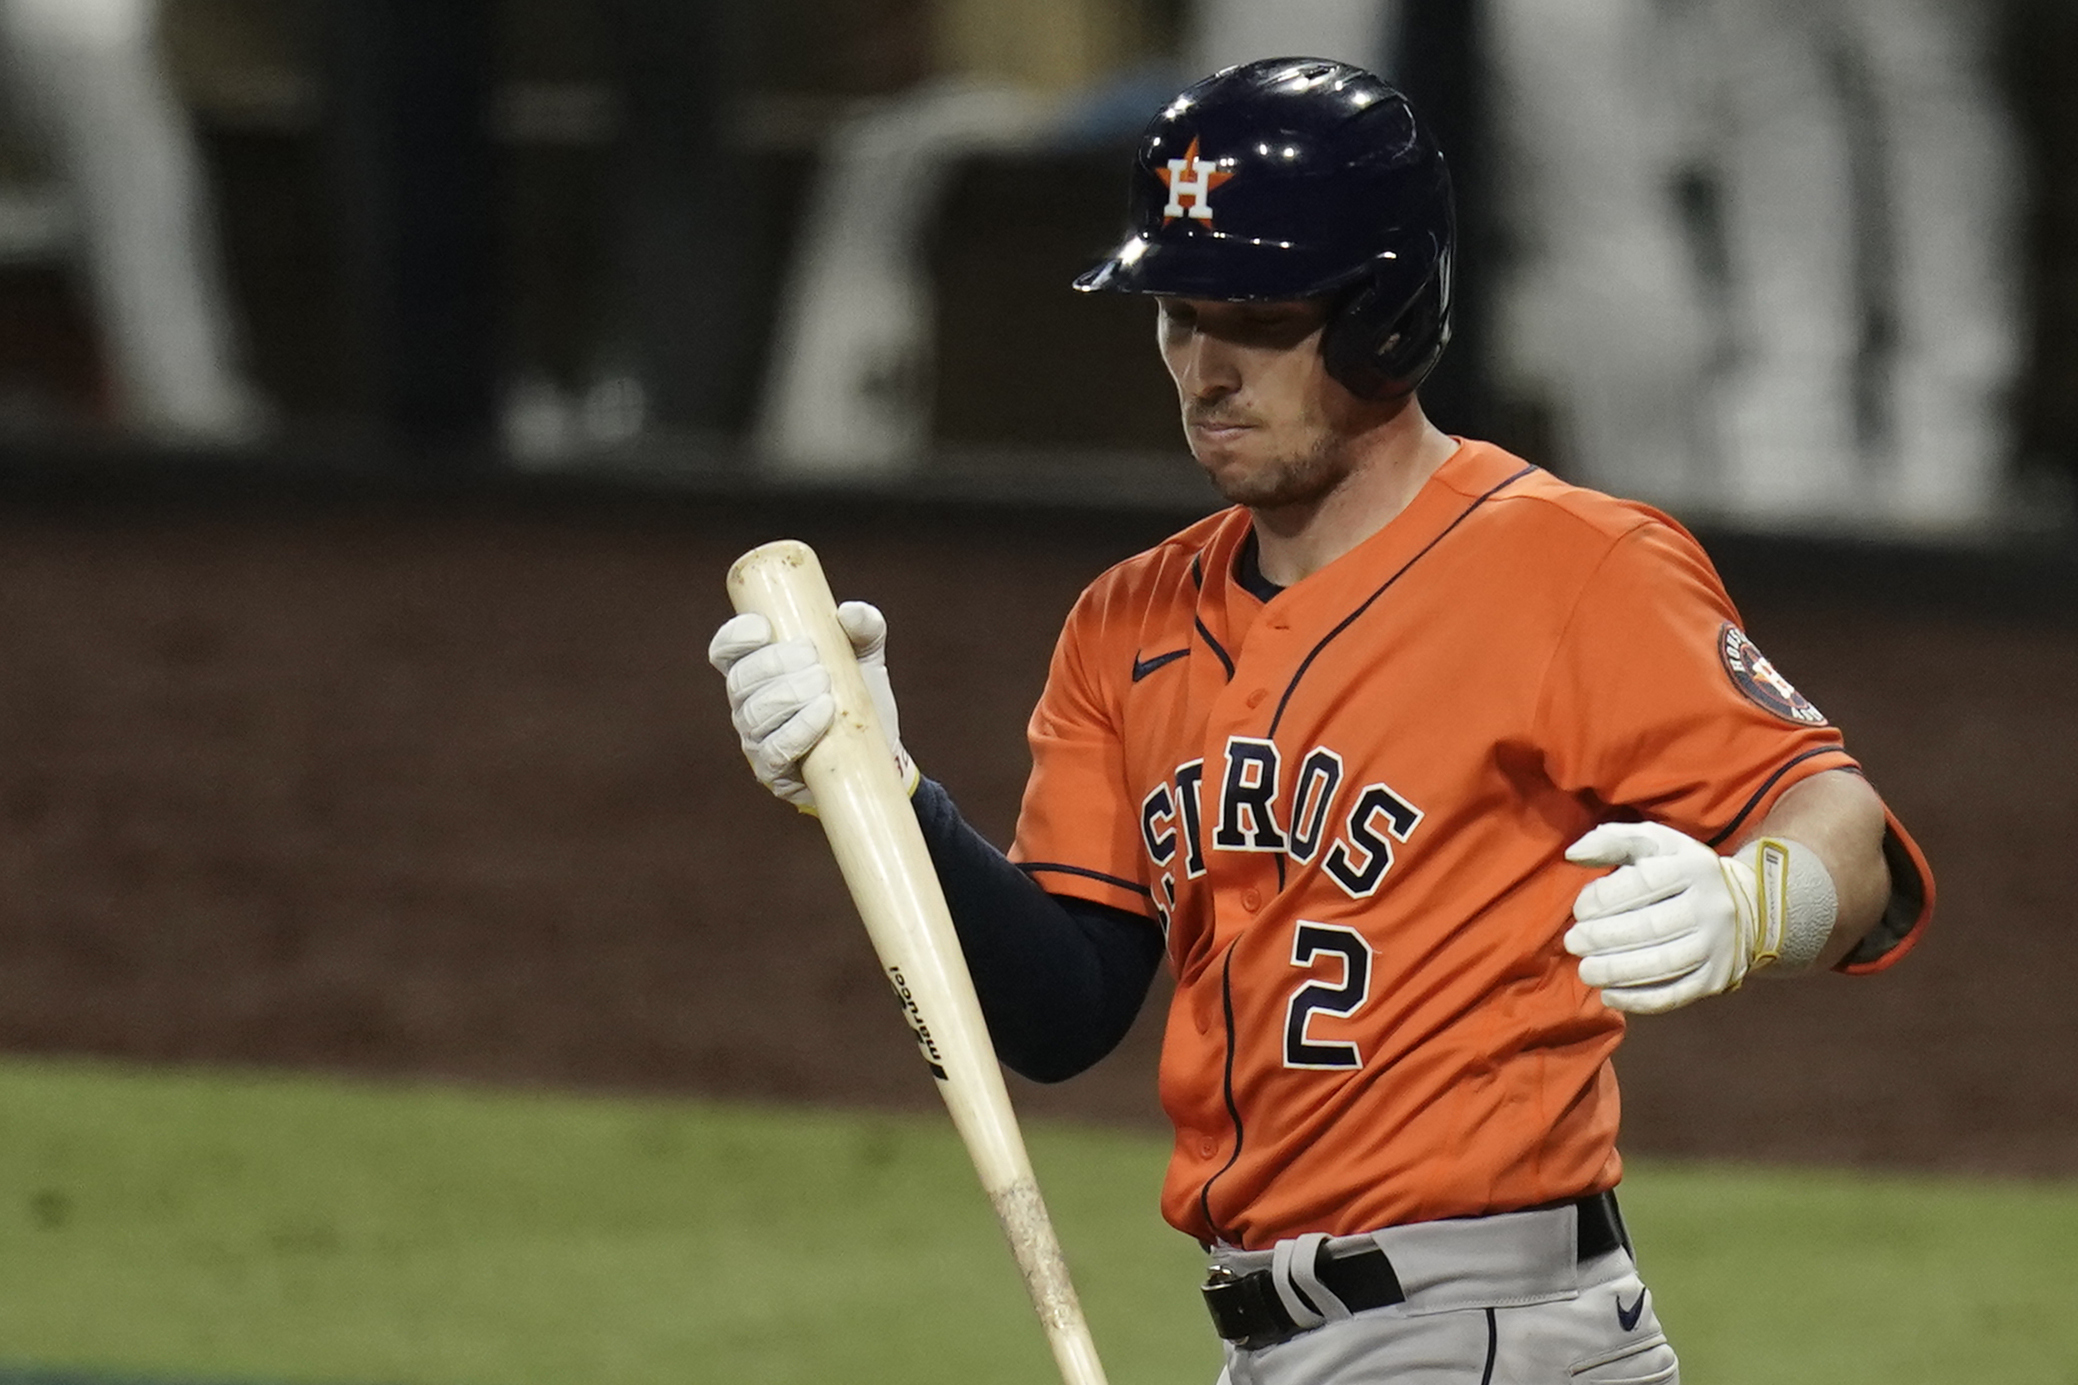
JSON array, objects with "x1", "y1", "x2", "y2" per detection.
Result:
[{"x1": 726, "y1": 539, "x2": 1111, "y2": 1385}]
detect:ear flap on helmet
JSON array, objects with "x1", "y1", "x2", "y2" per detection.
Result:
[{"x1": 1320, "y1": 239, "x2": 1454, "y2": 401}]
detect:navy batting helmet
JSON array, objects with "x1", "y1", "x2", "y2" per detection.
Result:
[{"x1": 1073, "y1": 57, "x2": 1454, "y2": 400}]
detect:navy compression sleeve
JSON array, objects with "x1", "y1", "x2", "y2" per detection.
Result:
[{"x1": 911, "y1": 777, "x2": 1164, "y2": 1083}]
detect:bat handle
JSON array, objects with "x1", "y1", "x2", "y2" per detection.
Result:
[{"x1": 995, "y1": 1177, "x2": 1112, "y2": 1385}]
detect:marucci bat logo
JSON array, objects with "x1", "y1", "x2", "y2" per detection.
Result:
[{"x1": 886, "y1": 966, "x2": 950, "y2": 1080}]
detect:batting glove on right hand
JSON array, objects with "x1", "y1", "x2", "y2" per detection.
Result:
[
  {"x1": 1562, "y1": 821, "x2": 1779, "y2": 1015},
  {"x1": 707, "y1": 601, "x2": 917, "y2": 813}
]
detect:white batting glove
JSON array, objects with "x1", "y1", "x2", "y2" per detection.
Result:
[
  {"x1": 707, "y1": 601, "x2": 917, "y2": 813},
  {"x1": 1563, "y1": 822, "x2": 1834, "y2": 1015}
]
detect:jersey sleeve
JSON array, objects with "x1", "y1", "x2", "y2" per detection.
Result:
[
  {"x1": 1008, "y1": 584, "x2": 1157, "y2": 917},
  {"x1": 1536, "y1": 520, "x2": 1857, "y2": 844},
  {"x1": 1536, "y1": 519, "x2": 1932, "y2": 972},
  {"x1": 1836, "y1": 807, "x2": 1933, "y2": 974}
]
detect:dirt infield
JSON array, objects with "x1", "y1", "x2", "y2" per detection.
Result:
[{"x1": 0, "y1": 490, "x2": 2071, "y2": 1176}]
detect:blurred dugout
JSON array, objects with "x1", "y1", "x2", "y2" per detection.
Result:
[
  {"x1": 755, "y1": 0, "x2": 1398, "y2": 477},
  {"x1": 702, "y1": 0, "x2": 2073, "y2": 534},
  {"x1": 0, "y1": 0, "x2": 2067, "y2": 537},
  {"x1": 1491, "y1": 0, "x2": 2021, "y2": 532},
  {"x1": 0, "y1": 0, "x2": 263, "y2": 443}
]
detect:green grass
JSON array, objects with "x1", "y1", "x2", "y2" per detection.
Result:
[
  {"x1": 0, "y1": 1057, "x2": 2071, "y2": 1384},
  {"x1": 1624, "y1": 1165, "x2": 2078, "y2": 1382}
]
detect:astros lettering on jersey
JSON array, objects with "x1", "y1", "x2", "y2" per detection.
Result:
[{"x1": 1010, "y1": 441, "x2": 1933, "y2": 1249}]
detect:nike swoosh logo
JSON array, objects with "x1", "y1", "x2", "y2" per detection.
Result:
[
  {"x1": 1131, "y1": 648, "x2": 1189, "y2": 682},
  {"x1": 1617, "y1": 1289, "x2": 1648, "y2": 1331}
]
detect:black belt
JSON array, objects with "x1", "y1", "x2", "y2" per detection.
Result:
[{"x1": 1201, "y1": 1190, "x2": 1631, "y2": 1351}]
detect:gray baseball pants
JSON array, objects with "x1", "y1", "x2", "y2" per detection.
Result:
[{"x1": 1211, "y1": 1201, "x2": 1679, "y2": 1384}]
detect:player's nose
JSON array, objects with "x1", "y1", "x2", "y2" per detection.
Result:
[{"x1": 1172, "y1": 330, "x2": 1244, "y2": 400}]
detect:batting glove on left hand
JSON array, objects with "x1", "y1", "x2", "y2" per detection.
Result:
[
  {"x1": 1562, "y1": 821, "x2": 1781, "y2": 1015},
  {"x1": 707, "y1": 601, "x2": 917, "y2": 813}
]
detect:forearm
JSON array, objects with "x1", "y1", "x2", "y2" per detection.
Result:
[
  {"x1": 910, "y1": 777, "x2": 1163, "y2": 1081},
  {"x1": 1735, "y1": 768, "x2": 1891, "y2": 971}
]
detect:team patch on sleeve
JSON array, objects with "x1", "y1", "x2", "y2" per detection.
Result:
[{"x1": 1719, "y1": 623, "x2": 1827, "y2": 725}]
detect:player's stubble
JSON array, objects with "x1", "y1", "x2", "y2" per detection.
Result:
[
  {"x1": 1189, "y1": 401, "x2": 1357, "y2": 512},
  {"x1": 1160, "y1": 296, "x2": 1380, "y2": 516}
]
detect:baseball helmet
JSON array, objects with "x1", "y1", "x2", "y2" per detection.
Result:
[{"x1": 1073, "y1": 57, "x2": 1455, "y2": 400}]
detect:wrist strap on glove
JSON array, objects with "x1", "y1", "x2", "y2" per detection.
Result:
[{"x1": 1718, "y1": 837, "x2": 1838, "y2": 983}]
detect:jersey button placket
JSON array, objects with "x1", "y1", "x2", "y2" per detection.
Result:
[{"x1": 1201, "y1": 610, "x2": 1288, "y2": 944}]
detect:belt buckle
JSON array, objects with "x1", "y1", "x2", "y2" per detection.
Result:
[{"x1": 1201, "y1": 1263, "x2": 1303, "y2": 1351}]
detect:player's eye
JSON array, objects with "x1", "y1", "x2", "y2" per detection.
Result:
[{"x1": 1231, "y1": 305, "x2": 1320, "y2": 347}]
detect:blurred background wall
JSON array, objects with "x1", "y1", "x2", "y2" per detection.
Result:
[{"x1": 0, "y1": 0, "x2": 2073, "y2": 1173}]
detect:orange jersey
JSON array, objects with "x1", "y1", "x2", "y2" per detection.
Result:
[{"x1": 1010, "y1": 441, "x2": 1933, "y2": 1249}]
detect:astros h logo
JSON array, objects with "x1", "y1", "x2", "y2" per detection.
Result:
[{"x1": 1158, "y1": 137, "x2": 1234, "y2": 225}]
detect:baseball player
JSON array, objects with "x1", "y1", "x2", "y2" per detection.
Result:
[{"x1": 712, "y1": 58, "x2": 1934, "y2": 1384}]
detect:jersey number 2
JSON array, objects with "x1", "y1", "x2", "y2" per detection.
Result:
[{"x1": 1283, "y1": 922, "x2": 1372, "y2": 1070}]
